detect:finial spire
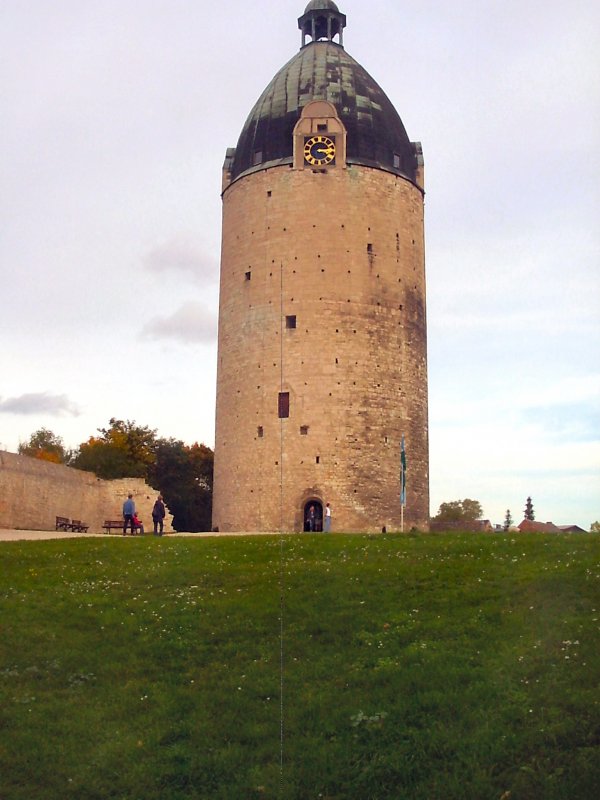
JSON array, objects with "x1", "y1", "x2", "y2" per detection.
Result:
[{"x1": 298, "y1": 1, "x2": 346, "y2": 48}]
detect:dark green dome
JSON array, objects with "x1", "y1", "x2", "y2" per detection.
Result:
[
  {"x1": 304, "y1": 0, "x2": 340, "y2": 11},
  {"x1": 230, "y1": 34, "x2": 418, "y2": 184}
]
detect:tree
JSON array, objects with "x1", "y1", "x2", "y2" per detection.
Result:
[
  {"x1": 50, "y1": 416, "x2": 215, "y2": 528},
  {"x1": 503, "y1": 509, "x2": 513, "y2": 531},
  {"x1": 430, "y1": 498, "x2": 483, "y2": 531},
  {"x1": 71, "y1": 418, "x2": 157, "y2": 479},
  {"x1": 148, "y1": 439, "x2": 213, "y2": 532},
  {"x1": 71, "y1": 436, "x2": 137, "y2": 479},
  {"x1": 590, "y1": 521, "x2": 600, "y2": 533},
  {"x1": 18, "y1": 428, "x2": 69, "y2": 464},
  {"x1": 524, "y1": 496, "x2": 535, "y2": 521},
  {"x1": 98, "y1": 418, "x2": 157, "y2": 472}
]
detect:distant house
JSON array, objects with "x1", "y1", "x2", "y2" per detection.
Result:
[
  {"x1": 474, "y1": 519, "x2": 494, "y2": 532},
  {"x1": 517, "y1": 519, "x2": 562, "y2": 533},
  {"x1": 557, "y1": 524, "x2": 589, "y2": 534}
]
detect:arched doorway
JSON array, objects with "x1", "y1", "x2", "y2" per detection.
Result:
[{"x1": 303, "y1": 500, "x2": 323, "y2": 532}]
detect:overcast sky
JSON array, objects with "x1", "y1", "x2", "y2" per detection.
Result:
[{"x1": 1, "y1": 0, "x2": 598, "y2": 528}]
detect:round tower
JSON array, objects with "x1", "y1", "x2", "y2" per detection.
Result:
[{"x1": 213, "y1": 2, "x2": 429, "y2": 533}]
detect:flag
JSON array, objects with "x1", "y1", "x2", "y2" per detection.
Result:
[{"x1": 400, "y1": 435, "x2": 407, "y2": 507}]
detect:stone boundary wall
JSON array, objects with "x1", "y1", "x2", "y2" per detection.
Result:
[{"x1": 0, "y1": 451, "x2": 172, "y2": 533}]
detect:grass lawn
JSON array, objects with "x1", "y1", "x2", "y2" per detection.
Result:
[{"x1": 1, "y1": 532, "x2": 599, "y2": 799}]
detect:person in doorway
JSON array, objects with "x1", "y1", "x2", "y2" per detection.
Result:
[
  {"x1": 324, "y1": 502, "x2": 332, "y2": 532},
  {"x1": 307, "y1": 504, "x2": 316, "y2": 532},
  {"x1": 122, "y1": 494, "x2": 135, "y2": 536},
  {"x1": 132, "y1": 512, "x2": 144, "y2": 535},
  {"x1": 152, "y1": 495, "x2": 166, "y2": 536}
]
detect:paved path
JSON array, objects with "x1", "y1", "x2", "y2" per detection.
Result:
[
  {"x1": 0, "y1": 529, "x2": 290, "y2": 542},
  {"x1": 0, "y1": 529, "x2": 112, "y2": 542}
]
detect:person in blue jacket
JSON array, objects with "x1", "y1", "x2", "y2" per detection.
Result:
[{"x1": 122, "y1": 494, "x2": 135, "y2": 536}]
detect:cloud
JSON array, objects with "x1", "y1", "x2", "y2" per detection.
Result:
[
  {"x1": 140, "y1": 302, "x2": 217, "y2": 344},
  {"x1": 520, "y1": 373, "x2": 600, "y2": 406},
  {"x1": 0, "y1": 393, "x2": 81, "y2": 417},
  {"x1": 429, "y1": 414, "x2": 600, "y2": 528},
  {"x1": 517, "y1": 376, "x2": 600, "y2": 443},
  {"x1": 143, "y1": 234, "x2": 218, "y2": 283},
  {"x1": 521, "y1": 404, "x2": 599, "y2": 443}
]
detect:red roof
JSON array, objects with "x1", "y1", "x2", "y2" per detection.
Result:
[{"x1": 517, "y1": 519, "x2": 562, "y2": 533}]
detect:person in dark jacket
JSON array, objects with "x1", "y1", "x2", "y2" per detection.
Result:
[{"x1": 152, "y1": 495, "x2": 166, "y2": 536}]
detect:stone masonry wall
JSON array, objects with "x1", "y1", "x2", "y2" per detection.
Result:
[
  {"x1": 0, "y1": 450, "x2": 172, "y2": 532},
  {"x1": 213, "y1": 162, "x2": 429, "y2": 532}
]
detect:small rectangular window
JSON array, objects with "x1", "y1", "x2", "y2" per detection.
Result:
[
  {"x1": 393, "y1": 153, "x2": 401, "y2": 169},
  {"x1": 300, "y1": 425, "x2": 309, "y2": 435},
  {"x1": 257, "y1": 426, "x2": 264, "y2": 438},
  {"x1": 367, "y1": 243, "x2": 373, "y2": 253},
  {"x1": 317, "y1": 123, "x2": 327, "y2": 131},
  {"x1": 253, "y1": 150, "x2": 262, "y2": 165},
  {"x1": 286, "y1": 315, "x2": 297, "y2": 329},
  {"x1": 278, "y1": 392, "x2": 290, "y2": 419},
  {"x1": 316, "y1": 455, "x2": 320, "y2": 464},
  {"x1": 245, "y1": 271, "x2": 251, "y2": 281}
]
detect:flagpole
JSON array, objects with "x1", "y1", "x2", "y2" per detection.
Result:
[{"x1": 400, "y1": 434, "x2": 406, "y2": 533}]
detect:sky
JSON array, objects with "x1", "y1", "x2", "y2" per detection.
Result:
[{"x1": 1, "y1": 0, "x2": 599, "y2": 529}]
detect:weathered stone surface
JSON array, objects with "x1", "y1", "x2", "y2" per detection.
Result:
[
  {"x1": 0, "y1": 451, "x2": 171, "y2": 532},
  {"x1": 213, "y1": 161, "x2": 428, "y2": 532}
]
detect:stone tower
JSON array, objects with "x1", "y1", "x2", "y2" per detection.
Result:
[{"x1": 213, "y1": 1, "x2": 429, "y2": 533}]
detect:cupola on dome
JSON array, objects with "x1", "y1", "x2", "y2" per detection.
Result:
[
  {"x1": 304, "y1": 0, "x2": 340, "y2": 11},
  {"x1": 228, "y1": 3, "x2": 421, "y2": 185}
]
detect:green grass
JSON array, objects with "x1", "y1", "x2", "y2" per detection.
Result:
[{"x1": 1, "y1": 533, "x2": 599, "y2": 799}]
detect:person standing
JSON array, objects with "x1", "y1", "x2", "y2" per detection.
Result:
[
  {"x1": 152, "y1": 495, "x2": 166, "y2": 536},
  {"x1": 307, "y1": 504, "x2": 316, "y2": 532},
  {"x1": 324, "y1": 502, "x2": 332, "y2": 532},
  {"x1": 122, "y1": 494, "x2": 135, "y2": 536}
]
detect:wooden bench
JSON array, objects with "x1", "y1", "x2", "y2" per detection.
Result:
[
  {"x1": 103, "y1": 519, "x2": 123, "y2": 534},
  {"x1": 55, "y1": 516, "x2": 72, "y2": 531},
  {"x1": 70, "y1": 519, "x2": 89, "y2": 533},
  {"x1": 103, "y1": 519, "x2": 143, "y2": 535}
]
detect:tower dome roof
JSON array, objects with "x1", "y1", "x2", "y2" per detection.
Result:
[
  {"x1": 229, "y1": 5, "x2": 418, "y2": 184},
  {"x1": 304, "y1": 0, "x2": 340, "y2": 11}
]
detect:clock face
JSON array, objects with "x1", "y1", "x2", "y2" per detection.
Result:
[{"x1": 304, "y1": 135, "x2": 336, "y2": 166}]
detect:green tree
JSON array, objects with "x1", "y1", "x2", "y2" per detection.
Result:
[
  {"x1": 70, "y1": 418, "x2": 214, "y2": 527},
  {"x1": 430, "y1": 498, "x2": 483, "y2": 532},
  {"x1": 18, "y1": 428, "x2": 69, "y2": 464},
  {"x1": 71, "y1": 437, "x2": 136, "y2": 479},
  {"x1": 524, "y1": 496, "x2": 535, "y2": 521},
  {"x1": 71, "y1": 418, "x2": 157, "y2": 479},
  {"x1": 590, "y1": 521, "x2": 600, "y2": 533},
  {"x1": 503, "y1": 509, "x2": 513, "y2": 531},
  {"x1": 148, "y1": 439, "x2": 213, "y2": 532}
]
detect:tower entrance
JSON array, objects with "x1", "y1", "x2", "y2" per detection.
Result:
[{"x1": 303, "y1": 500, "x2": 323, "y2": 532}]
